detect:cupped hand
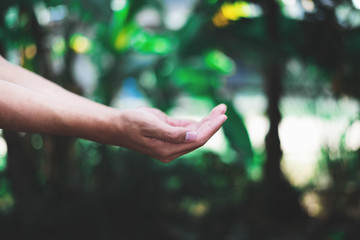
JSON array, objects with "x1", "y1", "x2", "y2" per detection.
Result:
[{"x1": 116, "y1": 104, "x2": 227, "y2": 163}]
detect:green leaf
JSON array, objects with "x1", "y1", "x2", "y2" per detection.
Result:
[
  {"x1": 110, "y1": 0, "x2": 131, "y2": 50},
  {"x1": 204, "y1": 49, "x2": 235, "y2": 75},
  {"x1": 220, "y1": 101, "x2": 254, "y2": 162},
  {"x1": 69, "y1": 33, "x2": 93, "y2": 53},
  {"x1": 132, "y1": 32, "x2": 175, "y2": 55},
  {"x1": 173, "y1": 67, "x2": 221, "y2": 96},
  {"x1": 112, "y1": 22, "x2": 139, "y2": 52}
]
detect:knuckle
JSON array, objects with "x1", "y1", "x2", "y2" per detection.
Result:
[
  {"x1": 167, "y1": 131, "x2": 179, "y2": 140},
  {"x1": 165, "y1": 131, "x2": 174, "y2": 140}
]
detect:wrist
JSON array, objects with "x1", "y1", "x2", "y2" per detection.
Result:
[
  {"x1": 95, "y1": 108, "x2": 124, "y2": 146},
  {"x1": 65, "y1": 106, "x2": 123, "y2": 146}
]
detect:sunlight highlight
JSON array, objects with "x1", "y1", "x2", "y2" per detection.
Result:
[
  {"x1": 25, "y1": 44, "x2": 37, "y2": 59},
  {"x1": 111, "y1": 0, "x2": 127, "y2": 11},
  {"x1": 301, "y1": 0, "x2": 315, "y2": 13},
  {"x1": 301, "y1": 191, "x2": 322, "y2": 217},
  {"x1": 279, "y1": 117, "x2": 321, "y2": 187},
  {"x1": 70, "y1": 34, "x2": 92, "y2": 54},
  {"x1": 353, "y1": 0, "x2": 360, "y2": 10},
  {"x1": 0, "y1": 136, "x2": 7, "y2": 172},
  {"x1": 280, "y1": 0, "x2": 305, "y2": 20},
  {"x1": 212, "y1": 1, "x2": 262, "y2": 27},
  {"x1": 345, "y1": 120, "x2": 360, "y2": 151},
  {"x1": 221, "y1": 1, "x2": 251, "y2": 21}
]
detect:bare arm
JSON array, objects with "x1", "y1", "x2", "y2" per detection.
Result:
[
  {"x1": 0, "y1": 55, "x2": 112, "y2": 113},
  {"x1": 0, "y1": 56, "x2": 227, "y2": 162},
  {"x1": 0, "y1": 79, "x2": 118, "y2": 143}
]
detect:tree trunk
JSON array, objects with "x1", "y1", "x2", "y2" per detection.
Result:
[
  {"x1": 264, "y1": 63, "x2": 283, "y2": 183},
  {"x1": 1, "y1": 5, "x2": 79, "y2": 202},
  {"x1": 0, "y1": 9, "x2": 41, "y2": 202},
  {"x1": 262, "y1": 0, "x2": 305, "y2": 221},
  {"x1": 28, "y1": 6, "x2": 80, "y2": 196}
]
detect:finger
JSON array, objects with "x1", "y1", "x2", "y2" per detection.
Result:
[
  {"x1": 196, "y1": 104, "x2": 227, "y2": 127},
  {"x1": 153, "y1": 114, "x2": 228, "y2": 159},
  {"x1": 141, "y1": 107, "x2": 197, "y2": 128},
  {"x1": 194, "y1": 114, "x2": 228, "y2": 146},
  {"x1": 179, "y1": 104, "x2": 227, "y2": 130},
  {"x1": 207, "y1": 104, "x2": 227, "y2": 119},
  {"x1": 157, "y1": 115, "x2": 227, "y2": 162},
  {"x1": 212, "y1": 103, "x2": 227, "y2": 115},
  {"x1": 143, "y1": 120, "x2": 198, "y2": 144},
  {"x1": 143, "y1": 104, "x2": 227, "y2": 146},
  {"x1": 166, "y1": 118, "x2": 197, "y2": 128}
]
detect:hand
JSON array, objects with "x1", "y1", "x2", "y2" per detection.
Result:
[{"x1": 116, "y1": 104, "x2": 227, "y2": 162}]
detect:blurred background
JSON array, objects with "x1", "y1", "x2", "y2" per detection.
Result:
[{"x1": 1, "y1": 0, "x2": 360, "y2": 239}]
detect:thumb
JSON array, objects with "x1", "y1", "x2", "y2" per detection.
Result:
[{"x1": 147, "y1": 122, "x2": 197, "y2": 143}]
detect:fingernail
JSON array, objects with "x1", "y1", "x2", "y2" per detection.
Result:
[
  {"x1": 215, "y1": 104, "x2": 227, "y2": 114},
  {"x1": 220, "y1": 104, "x2": 227, "y2": 114},
  {"x1": 185, "y1": 131, "x2": 197, "y2": 142}
]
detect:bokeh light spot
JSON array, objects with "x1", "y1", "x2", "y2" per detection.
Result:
[
  {"x1": 345, "y1": 120, "x2": 360, "y2": 151},
  {"x1": 212, "y1": 11, "x2": 229, "y2": 27},
  {"x1": 204, "y1": 49, "x2": 235, "y2": 75},
  {"x1": 301, "y1": 191, "x2": 322, "y2": 217},
  {"x1": 70, "y1": 34, "x2": 92, "y2": 54},
  {"x1": 111, "y1": 0, "x2": 127, "y2": 11},
  {"x1": 353, "y1": 0, "x2": 360, "y2": 9},
  {"x1": 25, "y1": 44, "x2": 37, "y2": 59},
  {"x1": 221, "y1": 1, "x2": 251, "y2": 20},
  {"x1": 213, "y1": 1, "x2": 262, "y2": 27},
  {"x1": 301, "y1": 0, "x2": 315, "y2": 12},
  {"x1": 31, "y1": 134, "x2": 43, "y2": 150},
  {"x1": 52, "y1": 37, "x2": 66, "y2": 56},
  {"x1": 0, "y1": 137, "x2": 7, "y2": 172},
  {"x1": 191, "y1": 202, "x2": 208, "y2": 217},
  {"x1": 166, "y1": 176, "x2": 181, "y2": 191},
  {"x1": 181, "y1": 198, "x2": 209, "y2": 218},
  {"x1": 5, "y1": 7, "x2": 19, "y2": 28}
]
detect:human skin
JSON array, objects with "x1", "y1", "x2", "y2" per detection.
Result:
[{"x1": 0, "y1": 56, "x2": 227, "y2": 162}]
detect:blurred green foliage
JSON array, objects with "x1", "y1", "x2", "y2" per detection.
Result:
[{"x1": 1, "y1": 0, "x2": 360, "y2": 239}]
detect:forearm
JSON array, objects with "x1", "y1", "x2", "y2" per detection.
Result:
[
  {"x1": 0, "y1": 78, "x2": 228, "y2": 162},
  {"x1": 0, "y1": 79, "x2": 119, "y2": 144},
  {"x1": 0, "y1": 56, "x2": 228, "y2": 162},
  {"x1": 0, "y1": 55, "x2": 113, "y2": 114}
]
